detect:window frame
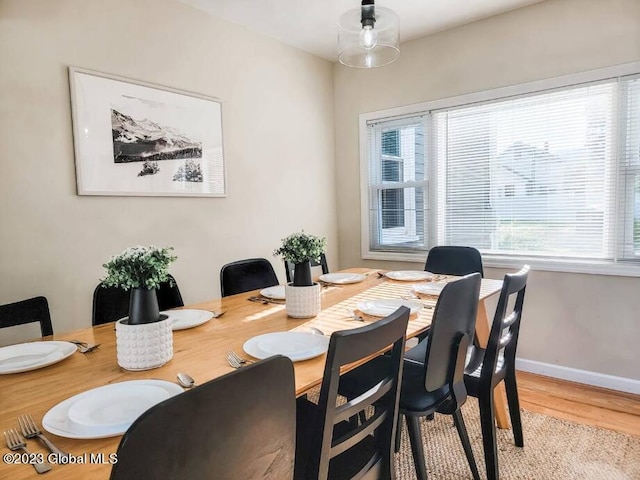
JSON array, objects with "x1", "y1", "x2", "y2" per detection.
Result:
[{"x1": 359, "y1": 62, "x2": 640, "y2": 276}]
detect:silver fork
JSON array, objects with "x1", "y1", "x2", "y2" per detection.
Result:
[
  {"x1": 344, "y1": 310, "x2": 366, "y2": 322},
  {"x1": 68, "y1": 340, "x2": 100, "y2": 354},
  {"x1": 226, "y1": 353, "x2": 242, "y2": 369},
  {"x1": 401, "y1": 295, "x2": 435, "y2": 309},
  {"x1": 18, "y1": 414, "x2": 68, "y2": 457},
  {"x1": 227, "y1": 350, "x2": 254, "y2": 367},
  {"x1": 248, "y1": 296, "x2": 285, "y2": 305},
  {"x1": 4, "y1": 429, "x2": 52, "y2": 474},
  {"x1": 78, "y1": 344, "x2": 100, "y2": 354},
  {"x1": 227, "y1": 350, "x2": 253, "y2": 368}
]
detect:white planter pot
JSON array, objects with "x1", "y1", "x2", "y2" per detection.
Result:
[
  {"x1": 115, "y1": 316, "x2": 173, "y2": 371},
  {"x1": 285, "y1": 283, "x2": 321, "y2": 318}
]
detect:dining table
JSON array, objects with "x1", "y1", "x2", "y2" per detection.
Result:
[{"x1": 0, "y1": 268, "x2": 504, "y2": 480}]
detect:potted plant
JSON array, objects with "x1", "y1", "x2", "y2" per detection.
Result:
[
  {"x1": 101, "y1": 245, "x2": 177, "y2": 370},
  {"x1": 102, "y1": 245, "x2": 177, "y2": 324},
  {"x1": 274, "y1": 232, "x2": 326, "y2": 318}
]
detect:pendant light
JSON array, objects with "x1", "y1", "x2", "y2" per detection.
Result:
[{"x1": 338, "y1": 0, "x2": 400, "y2": 68}]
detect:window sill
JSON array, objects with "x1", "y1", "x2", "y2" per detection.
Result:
[
  {"x1": 362, "y1": 251, "x2": 640, "y2": 277},
  {"x1": 484, "y1": 256, "x2": 640, "y2": 277}
]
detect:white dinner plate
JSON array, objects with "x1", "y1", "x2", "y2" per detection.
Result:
[
  {"x1": 356, "y1": 299, "x2": 423, "y2": 317},
  {"x1": 318, "y1": 273, "x2": 367, "y2": 285},
  {"x1": 43, "y1": 380, "x2": 183, "y2": 439},
  {"x1": 260, "y1": 285, "x2": 286, "y2": 300},
  {"x1": 243, "y1": 332, "x2": 330, "y2": 362},
  {"x1": 67, "y1": 384, "x2": 171, "y2": 429},
  {"x1": 0, "y1": 341, "x2": 77, "y2": 375},
  {"x1": 164, "y1": 309, "x2": 214, "y2": 331},
  {"x1": 384, "y1": 271, "x2": 434, "y2": 282},
  {"x1": 412, "y1": 283, "x2": 447, "y2": 296}
]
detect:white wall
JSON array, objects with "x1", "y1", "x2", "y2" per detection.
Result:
[
  {"x1": 333, "y1": 0, "x2": 640, "y2": 381},
  {"x1": 0, "y1": 0, "x2": 336, "y2": 342}
]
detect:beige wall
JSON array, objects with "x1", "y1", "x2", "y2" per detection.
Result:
[
  {"x1": 0, "y1": 0, "x2": 336, "y2": 342},
  {"x1": 334, "y1": 0, "x2": 640, "y2": 380},
  {"x1": 2, "y1": 0, "x2": 639, "y2": 384}
]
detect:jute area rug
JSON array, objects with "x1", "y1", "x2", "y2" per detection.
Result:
[{"x1": 393, "y1": 398, "x2": 640, "y2": 480}]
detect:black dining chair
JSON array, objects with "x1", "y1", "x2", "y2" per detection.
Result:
[
  {"x1": 111, "y1": 355, "x2": 297, "y2": 480},
  {"x1": 0, "y1": 296, "x2": 53, "y2": 337},
  {"x1": 424, "y1": 245, "x2": 484, "y2": 277},
  {"x1": 339, "y1": 273, "x2": 482, "y2": 480},
  {"x1": 156, "y1": 275, "x2": 184, "y2": 312},
  {"x1": 220, "y1": 258, "x2": 279, "y2": 297},
  {"x1": 92, "y1": 274, "x2": 184, "y2": 326},
  {"x1": 294, "y1": 306, "x2": 410, "y2": 480},
  {"x1": 410, "y1": 245, "x2": 485, "y2": 351},
  {"x1": 464, "y1": 265, "x2": 530, "y2": 480},
  {"x1": 284, "y1": 253, "x2": 329, "y2": 284}
]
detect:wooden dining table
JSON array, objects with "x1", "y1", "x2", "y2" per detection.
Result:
[{"x1": 0, "y1": 268, "x2": 504, "y2": 480}]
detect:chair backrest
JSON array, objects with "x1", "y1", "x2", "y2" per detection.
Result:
[
  {"x1": 220, "y1": 258, "x2": 279, "y2": 297},
  {"x1": 425, "y1": 246, "x2": 484, "y2": 278},
  {"x1": 422, "y1": 273, "x2": 482, "y2": 395},
  {"x1": 110, "y1": 356, "x2": 296, "y2": 480},
  {"x1": 0, "y1": 296, "x2": 53, "y2": 337},
  {"x1": 310, "y1": 306, "x2": 409, "y2": 480},
  {"x1": 156, "y1": 275, "x2": 184, "y2": 311},
  {"x1": 92, "y1": 275, "x2": 184, "y2": 326},
  {"x1": 284, "y1": 253, "x2": 329, "y2": 284},
  {"x1": 480, "y1": 265, "x2": 530, "y2": 383}
]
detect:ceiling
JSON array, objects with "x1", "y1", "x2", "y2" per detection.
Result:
[{"x1": 178, "y1": 0, "x2": 545, "y2": 61}]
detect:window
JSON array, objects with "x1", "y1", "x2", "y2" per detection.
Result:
[
  {"x1": 366, "y1": 119, "x2": 427, "y2": 253},
  {"x1": 360, "y1": 64, "x2": 640, "y2": 274}
]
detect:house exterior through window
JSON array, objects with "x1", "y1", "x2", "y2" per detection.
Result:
[{"x1": 360, "y1": 64, "x2": 640, "y2": 275}]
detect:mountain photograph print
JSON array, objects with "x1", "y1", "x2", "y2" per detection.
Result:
[
  {"x1": 111, "y1": 107, "x2": 202, "y2": 165},
  {"x1": 69, "y1": 68, "x2": 225, "y2": 197}
]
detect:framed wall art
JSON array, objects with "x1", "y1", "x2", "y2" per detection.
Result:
[{"x1": 69, "y1": 67, "x2": 226, "y2": 197}]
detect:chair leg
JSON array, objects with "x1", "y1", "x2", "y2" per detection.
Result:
[
  {"x1": 504, "y1": 373, "x2": 524, "y2": 447},
  {"x1": 406, "y1": 415, "x2": 428, "y2": 480},
  {"x1": 452, "y1": 409, "x2": 481, "y2": 480},
  {"x1": 395, "y1": 414, "x2": 403, "y2": 453},
  {"x1": 478, "y1": 390, "x2": 500, "y2": 480}
]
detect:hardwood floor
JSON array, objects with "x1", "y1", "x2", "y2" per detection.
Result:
[{"x1": 515, "y1": 371, "x2": 640, "y2": 437}]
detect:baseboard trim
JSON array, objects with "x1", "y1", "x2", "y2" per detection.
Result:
[{"x1": 516, "y1": 358, "x2": 640, "y2": 395}]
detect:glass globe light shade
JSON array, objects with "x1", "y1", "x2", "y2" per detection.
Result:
[{"x1": 338, "y1": 6, "x2": 399, "y2": 68}]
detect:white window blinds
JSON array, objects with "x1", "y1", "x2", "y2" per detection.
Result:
[
  {"x1": 434, "y1": 82, "x2": 617, "y2": 260},
  {"x1": 362, "y1": 70, "x2": 640, "y2": 267},
  {"x1": 619, "y1": 76, "x2": 640, "y2": 259}
]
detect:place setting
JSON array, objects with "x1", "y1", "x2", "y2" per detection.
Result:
[
  {"x1": 382, "y1": 270, "x2": 436, "y2": 282},
  {"x1": 258, "y1": 285, "x2": 285, "y2": 301},
  {"x1": 241, "y1": 331, "x2": 330, "y2": 363},
  {"x1": 247, "y1": 286, "x2": 286, "y2": 305},
  {"x1": 348, "y1": 298, "x2": 425, "y2": 322},
  {"x1": 162, "y1": 309, "x2": 218, "y2": 331},
  {"x1": 41, "y1": 379, "x2": 184, "y2": 439},
  {"x1": 0, "y1": 341, "x2": 78, "y2": 375},
  {"x1": 317, "y1": 272, "x2": 367, "y2": 287},
  {"x1": 411, "y1": 282, "x2": 448, "y2": 297}
]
